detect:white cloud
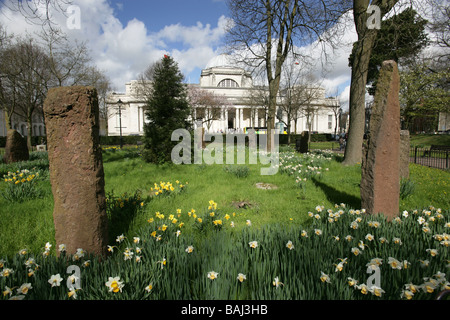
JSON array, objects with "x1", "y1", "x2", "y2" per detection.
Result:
[{"x1": 0, "y1": 0, "x2": 230, "y2": 91}]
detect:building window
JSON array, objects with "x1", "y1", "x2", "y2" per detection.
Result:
[
  {"x1": 328, "y1": 115, "x2": 333, "y2": 130},
  {"x1": 218, "y1": 79, "x2": 239, "y2": 88}
]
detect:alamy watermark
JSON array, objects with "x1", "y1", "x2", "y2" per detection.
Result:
[
  {"x1": 171, "y1": 128, "x2": 279, "y2": 176},
  {"x1": 367, "y1": 5, "x2": 381, "y2": 30},
  {"x1": 66, "y1": 5, "x2": 81, "y2": 30}
]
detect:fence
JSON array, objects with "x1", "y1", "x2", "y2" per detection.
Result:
[{"x1": 410, "y1": 146, "x2": 449, "y2": 170}]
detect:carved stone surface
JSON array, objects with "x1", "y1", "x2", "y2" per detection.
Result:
[
  {"x1": 3, "y1": 129, "x2": 29, "y2": 163},
  {"x1": 361, "y1": 61, "x2": 400, "y2": 220},
  {"x1": 43, "y1": 86, "x2": 108, "y2": 257}
]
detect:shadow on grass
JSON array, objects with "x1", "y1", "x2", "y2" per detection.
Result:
[{"x1": 312, "y1": 177, "x2": 361, "y2": 209}]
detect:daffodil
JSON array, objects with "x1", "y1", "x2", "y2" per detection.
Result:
[
  {"x1": 365, "y1": 234, "x2": 374, "y2": 242},
  {"x1": 351, "y1": 247, "x2": 361, "y2": 256},
  {"x1": 48, "y1": 274, "x2": 63, "y2": 287},
  {"x1": 356, "y1": 283, "x2": 369, "y2": 295},
  {"x1": 1, "y1": 268, "x2": 14, "y2": 277},
  {"x1": 207, "y1": 271, "x2": 219, "y2": 280},
  {"x1": 145, "y1": 283, "x2": 153, "y2": 292},
  {"x1": 426, "y1": 248, "x2": 438, "y2": 257},
  {"x1": 347, "y1": 277, "x2": 358, "y2": 287},
  {"x1": 237, "y1": 273, "x2": 246, "y2": 283},
  {"x1": 273, "y1": 277, "x2": 284, "y2": 288},
  {"x1": 185, "y1": 246, "x2": 194, "y2": 253},
  {"x1": 158, "y1": 258, "x2": 167, "y2": 269},
  {"x1": 405, "y1": 283, "x2": 418, "y2": 294},
  {"x1": 249, "y1": 241, "x2": 258, "y2": 249},
  {"x1": 422, "y1": 282, "x2": 436, "y2": 293},
  {"x1": 2, "y1": 286, "x2": 13, "y2": 297},
  {"x1": 286, "y1": 241, "x2": 294, "y2": 250},
  {"x1": 320, "y1": 272, "x2": 331, "y2": 283},
  {"x1": 388, "y1": 257, "x2": 402, "y2": 270},
  {"x1": 17, "y1": 283, "x2": 32, "y2": 295},
  {"x1": 116, "y1": 234, "x2": 125, "y2": 243},
  {"x1": 369, "y1": 286, "x2": 385, "y2": 297},
  {"x1": 400, "y1": 289, "x2": 414, "y2": 300},
  {"x1": 68, "y1": 287, "x2": 79, "y2": 299},
  {"x1": 105, "y1": 277, "x2": 124, "y2": 293}
]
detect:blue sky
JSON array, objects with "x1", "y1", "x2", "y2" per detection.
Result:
[{"x1": 111, "y1": 0, "x2": 229, "y2": 33}]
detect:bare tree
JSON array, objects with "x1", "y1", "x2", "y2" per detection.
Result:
[
  {"x1": 188, "y1": 86, "x2": 231, "y2": 131},
  {"x1": 3, "y1": 0, "x2": 73, "y2": 31},
  {"x1": 278, "y1": 61, "x2": 324, "y2": 144},
  {"x1": 247, "y1": 85, "x2": 270, "y2": 128},
  {"x1": 225, "y1": 0, "x2": 350, "y2": 150},
  {"x1": 428, "y1": 0, "x2": 450, "y2": 62},
  {"x1": 0, "y1": 36, "x2": 51, "y2": 149}
]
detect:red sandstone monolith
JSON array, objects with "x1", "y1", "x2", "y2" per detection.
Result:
[
  {"x1": 4, "y1": 129, "x2": 29, "y2": 163},
  {"x1": 43, "y1": 86, "x2": 108, "y2": 257},
  {"x1": 361, "y1": 60, "x2": 400, "y2": 220}
]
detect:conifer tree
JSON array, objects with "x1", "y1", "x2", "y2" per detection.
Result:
[{"x1": 143, "y1": 55, "x2": 190, "y2": 164}]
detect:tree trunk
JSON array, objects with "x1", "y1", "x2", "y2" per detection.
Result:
[
  {"x1": 4, "y1": 110, "x2": 12, "y2": 130},
  {"x1": 342, "y1": 0, "x2": 378, "y2": 165},
  {"x1": 27, "y1": 115, "x2": 33, "y2": 151}
]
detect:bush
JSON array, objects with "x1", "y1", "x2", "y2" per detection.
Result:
[{"x1": 223, "y1": 165, "x2": 250, "y2": 178}]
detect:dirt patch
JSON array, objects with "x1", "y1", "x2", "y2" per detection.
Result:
[
  {"x1": 231, "y1": 201, "x2": 253, "y2": 209},
  {"x1": 255, "y1": 182, "x2": 278, "y2": 190}
]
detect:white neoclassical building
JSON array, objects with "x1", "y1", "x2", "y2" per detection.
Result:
[{"x1": 106, "y1": 54, "x2": 341, "y2": 137}]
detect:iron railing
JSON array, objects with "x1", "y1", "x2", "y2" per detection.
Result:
[{"x1": 410, "y1": 146, "x2": 449, "y2": 170}]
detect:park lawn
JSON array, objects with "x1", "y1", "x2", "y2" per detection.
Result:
[
  {"x1": 410, "y1": 134, "x2": 450, "y2": 147},
  {"x1": 0, "y1": 148, "x2": 449, "y2": 259}
]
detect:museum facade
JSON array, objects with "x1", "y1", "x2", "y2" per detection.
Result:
[{"x1": 106, "y1": 54, "x2": 341, "y2": 137}]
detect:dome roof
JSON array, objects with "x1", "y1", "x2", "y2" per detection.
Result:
[{"x1": 205, "y1": 54, "x2": 236, "y2": 69}]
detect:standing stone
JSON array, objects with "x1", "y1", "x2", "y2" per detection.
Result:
[
  {"x1": 3, "y1": 129, "x2": 29, "y2": 163},
  {"x1": 361, "y1": 60, "x2": 400, "y2": 220},
  {"x1": 43, "y1": 86, "x2": 108, "y2": 257},
  {"x1": 400, "y1": 130, "x2": 410, "y2": 180},
  {"x1": 296, "y1": 131, "x2": 309, "y2": 153}
]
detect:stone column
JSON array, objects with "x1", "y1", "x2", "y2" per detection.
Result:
[
  {"x1": 360, "y1": 61, "x2": 401, "y2": 220},
  {"x1": 43, "y1": 86, "x2": 108, "y2": 257},
  {"x1": 224, "y1": 107, "x2": 228, "y2": 131},
  {"x1": 255, "y1": 108, "x2": 259, "y2": 128},
  {"x1": 239, "y1": 108, "x2": 244, "y2": 130}
]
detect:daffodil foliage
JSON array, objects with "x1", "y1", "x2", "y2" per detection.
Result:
[{"x1": 1, "y1": 200, "x2": 448, "y2": 300}]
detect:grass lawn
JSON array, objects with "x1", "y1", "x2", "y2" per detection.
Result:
[
  {"x1": 410, "y1": 134, "x2": 450, "y2": 147},
  {"x1": 1, "y1": 146, "x2": 449, "y2": 301},
  {"x1": 1, "y1": 146, "x2": 449, "y2": 259}
]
